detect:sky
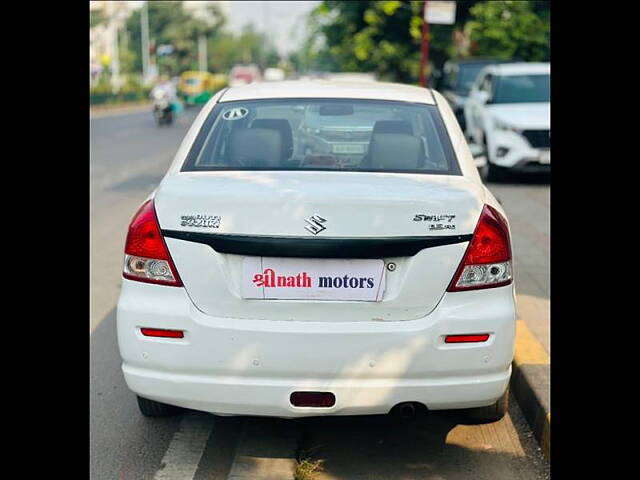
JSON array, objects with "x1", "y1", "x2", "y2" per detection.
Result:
[{"x1": 226, "y1": 1, "x2": 321, "y2": 55}]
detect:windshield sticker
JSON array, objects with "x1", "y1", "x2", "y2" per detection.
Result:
[
  {"x1": 413, "y1": 214, "x2": 456, "y2": 231},
  {"x1": 180, "y1": 215, "x2": 221, "y2": 228},
  {"x1": 222, "y1": 107, "x2": 249, "y2": 120}
]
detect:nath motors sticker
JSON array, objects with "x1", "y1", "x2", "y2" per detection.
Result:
[{"x1": 242, "y1": 257, "x2": 386, "y2": 302}]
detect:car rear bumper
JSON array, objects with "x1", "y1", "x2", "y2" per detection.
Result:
[
  {"x1": 123, "y1": 364, "x2": 511, "y2": 417},
  {"x1": 117, "y1": 279, "x2": 516, "y2": 417},
  {"x1": 489, "y1": 130, "x2": 550, "y2": 170}
]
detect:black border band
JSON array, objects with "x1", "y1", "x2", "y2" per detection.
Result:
[{"x1": 162, "y1": 230, "x2": 472, "y2": 258}]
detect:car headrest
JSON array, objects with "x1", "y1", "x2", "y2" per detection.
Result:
[
  {"x1": 228, "y1": 128, "x2": 282, "y2": 167},
  {"x1": 251, "y1": 119, "x2": 293, "y2": 161},
  {"x1": 372, "y1": 120, "x2": 413, "y2": 136},
  {"x1": 369, "y1": 133, "x2": 422, "y2": 170}
]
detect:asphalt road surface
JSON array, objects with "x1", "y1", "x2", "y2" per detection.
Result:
[{"x1": 90, "y1": 106, "x2": 550, "y2": 480}]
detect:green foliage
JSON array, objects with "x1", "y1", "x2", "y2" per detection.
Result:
[
  {"x1": 466, "y1": 1, "x2": 550, "y2": 61},
  {"x1": 299, "y1": 1, "x2": 484, "y2": 83},
  {"x1": 90, "y1": 10, "x2": 106, "y2": 29},
  {"x1": 90, "y1": 74, "x2": 152, "y2": 105},
  {"x1": 207, "y1": 25, "x2": 280, "y2": 73},
  {"x1": 125, "y1": 1, "x2": 225, "y2": 76},
  {"x1": 104, "y1": 2, "x2": 281, "y2": 77},
  {"x1": 293, "y1": 0, "x2": 549, "y2": 84}
]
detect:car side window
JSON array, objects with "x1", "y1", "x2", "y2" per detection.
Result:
[
  {"x1": 479, "y1": 74, "x2": 493, "y2": 94},
  {"x1": 444, "y1": 66, "x2": 457, "y2": 90}
]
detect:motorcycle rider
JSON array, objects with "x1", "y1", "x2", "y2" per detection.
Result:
[
  {"x1": 150, "y1": 75, "x2": 177, "y2": 103},
  {"x1": 150, "y1": 75, "x2": 176, "y2": 125}
]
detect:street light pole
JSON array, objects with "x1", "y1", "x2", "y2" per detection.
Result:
[
  {"x1": 198, "y1": 34, "x2": 207, "y2": 72},
  {"x1": 419, "y1": 0, "x2": 430, "y2": 88},
  {"x1": 112, "y1": 15, "x2": 121, "y2": 93},
  {"x1": 141, "y1": 1, "x2": 150, "y2": 83}
]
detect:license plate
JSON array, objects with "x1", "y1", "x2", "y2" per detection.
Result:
[
  {"x1": 332, "y1": 143, "x2": 366, "y2": 154},
  {"x1": 242, "y1": 257, "x2": 386, "y2": 301},
  {"x1": 539, "y1": 150, "x2": 550, "y2": 164}
]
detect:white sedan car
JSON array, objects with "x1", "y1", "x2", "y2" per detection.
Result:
[{"x1": 117, "y1": 80, "x2": 516, "y2": 422}]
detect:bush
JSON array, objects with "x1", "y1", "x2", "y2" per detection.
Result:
[{"x1": 90, "y1": 74, "x2": 152, "y2": 105}]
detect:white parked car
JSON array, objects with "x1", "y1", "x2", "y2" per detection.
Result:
[
  {"x1": 263, "y1": 67, "x2": 286, "y2": 82},
  {"x1": 464, "y1": 63, "x2": 550, "y2": 181},
  {"x1": 117, "y1": 81, "x2": 516, "y2": 422}
]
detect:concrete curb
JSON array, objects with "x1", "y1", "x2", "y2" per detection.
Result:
[
  {"x1": 511, "y1": 319, "x2": 550, "y2": 460},
  {"x1": 89, "y1": 102, "x2": 152, "y2": 119}
]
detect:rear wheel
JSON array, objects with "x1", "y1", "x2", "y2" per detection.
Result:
[
  {"x1": 480, "y1": 134, "x2": 506, "y2": 183},
  {"x1": 484, "y1": 162, "x2": 506, "y2": 183},
  {"x1": 136, "y1": 395, "x2": 182, "y2": 417},
  {"x1": 464, "y1": 388, "x2": 509, "y2": 423}
]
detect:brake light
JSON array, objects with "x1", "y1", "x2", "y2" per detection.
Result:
[
  {"x1": 140, "y1": 328, "x2": 184, "y2": 338},
  {"x1": 447, "y1": 204, "x2": 512, "y2": 291},
  {"x1": 445, "y1": 334, "x2": 490, "y2": 343},
  {"x1": 123, "y1": 200, "x2": 183, "y2": 286}
]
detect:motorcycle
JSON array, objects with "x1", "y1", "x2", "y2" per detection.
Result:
[{"x1": 152, "y1": 90, "x2": 173, "y2": 127}]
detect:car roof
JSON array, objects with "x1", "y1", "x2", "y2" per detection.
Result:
[
  {"x1": 219, "y1": 80, "x2": 436, "y2": 105},
  {"x1": 488, "y1": 62, "x2": 550, "y2": 76}
]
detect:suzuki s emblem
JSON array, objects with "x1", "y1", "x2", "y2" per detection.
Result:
[{"x1": 304, "y1": 214, "x2": 327, "y2": 235}]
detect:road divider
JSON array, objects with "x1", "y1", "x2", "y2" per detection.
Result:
[{"x1": 153, "y1": 412, "x2": 214, "y2": 480}]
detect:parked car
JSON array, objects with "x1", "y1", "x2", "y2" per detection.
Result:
[
  {"x1": 464, "y1": 63, "x2": 550, "y2": 181},
  {"x1": 437, "y1": 58, "x2": 513, "y2": 132},
  {"x1": 263, "y1": 67, "x2": 286, "y2": 82},
  {"x1": 117, "y1": 80, "x2": 515, "y2": 423},
  {"x1": 229, "y1": 64, "x2": 261, "y2": 87}
]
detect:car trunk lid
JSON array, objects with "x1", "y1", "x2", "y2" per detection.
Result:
[{"x1": 155, "y1": 170, "x2": 485, "y2": 322}]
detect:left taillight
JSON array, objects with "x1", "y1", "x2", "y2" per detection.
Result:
[{"x1": 123, "y1": 199, "x2": 183, "y2": 287}]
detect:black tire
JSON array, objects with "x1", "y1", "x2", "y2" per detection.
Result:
[
  {"x1": 464, "y1": 388, "x2": 509, "y2": 423},
  {"x1": 136, "y1": 395, "x2": 182, "y2": 417},
  {"x1": 480, "y1": 133, "x2": 506, "y2": 183},
  {"x1": 485, "y1": 161, "x2": 506, "y2": 183}
]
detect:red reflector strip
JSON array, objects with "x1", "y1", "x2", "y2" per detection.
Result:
[
  {"x1": 445, "y1": 334, "x2": 490, "y2": 343},
  {"x1": 140, "y1": 328, "x2": 184, "y2": 339},
  {"x1": 290, "y1": 391, "x2": 336, "y2": 408}
]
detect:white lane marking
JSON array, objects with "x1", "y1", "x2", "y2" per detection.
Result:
[{"x1": 154, "y1": 413, "x2": 215, "y2": 480}]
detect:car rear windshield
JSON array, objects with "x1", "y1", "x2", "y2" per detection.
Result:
[{"x1": 181, "y1": 98, "x2": 461, "y2": 175}]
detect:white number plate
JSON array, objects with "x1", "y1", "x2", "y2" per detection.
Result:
[
  {"x1": 332, "y1": 143, "x2": 366, "y2": 154},
  {"x1": 539, "y1": 150, "x2": 550, "y2": 164},
  {"x1": 242, "y1": 257, "x2": 386, "y2": 301}
]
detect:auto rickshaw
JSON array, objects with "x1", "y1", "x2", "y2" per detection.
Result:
[{"x1": 178, "y1": 71, "x2": 227, "y2": 106}]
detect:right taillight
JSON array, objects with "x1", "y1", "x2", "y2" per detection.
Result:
[{"x1": 447, "y1": 204, "x2": 512, "y2": 292}]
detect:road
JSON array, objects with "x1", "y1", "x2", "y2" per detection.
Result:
[{"x1": 90, "y1": 107, "x2": 550, "y2": 480}]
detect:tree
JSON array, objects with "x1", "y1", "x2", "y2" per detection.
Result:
[
  {"x1": 466, "y1": 1, "x2": 550, "y2": 61},
  {"x1": 300, "y1": 1, "x2": 483, "y2": 83},
  {"x1": 207, "y1": 24, "x2": 281, "y2": 73},
  {"x1": 125, "y1": 1, "x2": 225, "y2": 76},
  {"x1": 293, "y1": 0, "x2": 548, "y2": 84}
]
